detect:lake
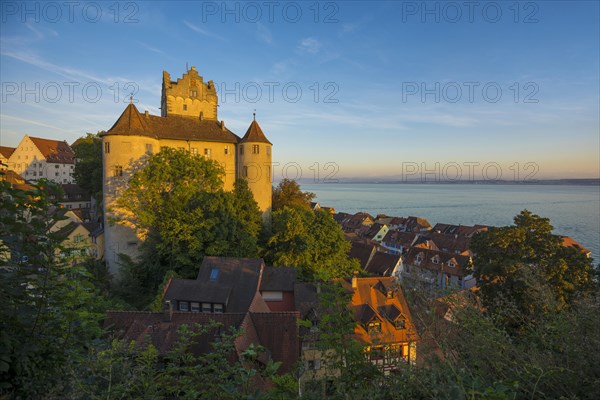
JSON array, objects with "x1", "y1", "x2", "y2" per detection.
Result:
[{"x1": 301, "y1": 183, "x2": 600, "y2": 260}]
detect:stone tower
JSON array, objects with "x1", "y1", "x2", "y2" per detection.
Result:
[
  {"x1": 238, "y1": 116, "x2": 273, "y2": 216},
  {"x1": 161, "y1": 66, "x2": 218, "y2": 120}
]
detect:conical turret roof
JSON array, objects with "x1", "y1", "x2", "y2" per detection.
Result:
[
  {"x1": 240, "y1": 119, "x2": 272, "y2": 144},
  {"x1": 106, "y1": 103, "x2": 149, "y2": 136}
]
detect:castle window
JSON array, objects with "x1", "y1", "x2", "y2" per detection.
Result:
[
  {"x1": 239, "y1": 145, "x2": 244, "y2": 155},
  {"x1": 243, "y1": 166, "x2": 248, "y2": 177},
  {"x1": 224, "y1": 146, "x2": 230, "y2": 155},
  {"x1": 204, "y1": 148, "x2": 211, "y2": 157},
  {"x1": 252, "y1": 145, "x2": 259, "y2": 154},
  {"x1": 114, "y1": 165, "x2": 123, "y2": 177},
  {"x1": 145, "y1": 144, "x2": 153, "y2": 154},
  {"x1": 104, "y1": 142, "x2": 110, "y2": 153},
  {"x1": 266, "y1": 166, "x2": 271, "y2": 179},
  {"x1": 183, "y1": 104, "x2": 187, "y2": 111},
  {"x1": 267, "y1": 146, "x2": 271, "y2": 156},
  {"x1": 191, "y1": 148, "x2": 198, "y2": 156}
]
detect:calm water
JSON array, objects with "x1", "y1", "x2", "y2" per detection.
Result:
[{"x1": 302, "y1": 183, "x2": 600, "y2": 260}]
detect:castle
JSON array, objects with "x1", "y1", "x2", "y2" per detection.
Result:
[{"x1": 102, "y1": 66, "x2": 272, "y2": 273}]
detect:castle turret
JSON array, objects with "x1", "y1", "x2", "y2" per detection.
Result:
[{"x1": 238, "y1": 116, "x2": 272, "y2": 216}]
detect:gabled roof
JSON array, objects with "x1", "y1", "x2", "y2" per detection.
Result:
[
  {"x1": 365, "y1": 252, "x2": 401, "y2": 276},
  {"x1": 104, "y1": 103, "x2": 240, "y2": 143},
  {"x1": 196, "y1": 257, "x2": 264, "y2": 312},
  {"x1": 104, "y1": 310, "x2": 300, "y2": 375},
  {"x1": 260, "y1": 266, "x2": 296, "y2": 292},
  {"x1": 0, "y1": 146, "x2": 16, "y2": 159},
  {"x1": 341, "y1": 277, "x2": 419, "y2": 345},
  {"x1": 349, "y1": 241, "x2": 376, "y2": 269},
  {"x1": 240, "y1": 119, "x2": 272, "y2": 144},
  {"x1": 29, "y1": 136, "x2": 75, "y2": 164},
  {"x1": 165, "y1": 279, "x2": 232, "y2": 304},
  {"x1": 405, "y1": 247, "x2": 471, "y2": 277}
]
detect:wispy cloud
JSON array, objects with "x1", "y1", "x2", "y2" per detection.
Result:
[
  {"x1": 137, "y1": 41, "x2": 166, "y2": 56},
  {"x1": 2, "y1": 114, "x2": 74, "y2": 134},
  {"x1": 256, "y1": 23, "x2": 272, "y2": 44},
  {"x1": 184, "y1": 21, "x2": 225, "y2": 41},
  {"x1": 298, "y1": 38, "x2": 321, "y2": 55}
]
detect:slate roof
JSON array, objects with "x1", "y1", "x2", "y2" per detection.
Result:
[
  {"x1": 365, "y1": 252, "x2": 401, "y2": 276},
  {"x1": 349, "y1": 241, "x2": 376, "y2": 270},
  {"x1": 260, "y1": 266, "x2": 296, "y2": 292},
  {"x1": 240, "y1": 119, "x2": 272, "y2": 144},
  {"x1": 104, "y1": 310, "x2": 299, "y2": 374},
  {"x1": 104, "y1": 103, "x2": 240, "y2": 143},
  {"x1": 382, "y1": 230, "x2": 418, "y2": 250},
  {"x1": 61, "y1": 184, "x2": 91, "y2": 202}
]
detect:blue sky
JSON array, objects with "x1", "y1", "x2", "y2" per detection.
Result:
[{"x1": 1, "y1": 1, "x2": 598, "y2": 180}]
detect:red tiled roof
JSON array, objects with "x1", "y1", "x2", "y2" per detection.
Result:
[
  {"x1": 104, "y1": 103, "x2": 240, "y2": 143},
  {"x1": 560, "y1": 236, "x2": 591, "y2": 255},
  {"x1": 0, "y1": 146, "x2": 16, "y2": 159},
  {"x1": 240, "y1": 120, "x2": 272, "y2": 144},
  {"x1": 29, "y1": 136, "x2": 75, "y2": 164},
  {"x1": 340, "y1": 277, "x2": 419, "y2": 345},
  {"x1": 405, "y1": 248, "x2": 471, "y2": 277}
]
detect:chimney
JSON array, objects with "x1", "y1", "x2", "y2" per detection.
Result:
[
  {"x1": 163, "y1": 300, "x2": 173, "y2": 322},
  {"x1": 221, "y1": 120, "x2": 225, "y2": 131},
  {"x1": 352, "y1": 271, "x2": 359, "y2": 290},
  {"x1": 199, "y1": 111, "x2": 204, "y2": 121}
]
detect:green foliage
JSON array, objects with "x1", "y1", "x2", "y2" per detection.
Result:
[
  {"x1": 72, "y1": 132, "x2": 103, "y2": 203},
  {"x1": 470, "y1": 209, "x2": 597, "y2": 332},
  {"x1": 0, "y1": 178, "x2": 107, "y2": 398},
  {"x1": 272, "y1": 179, "x2": 315, "y2": 211},
  {"x1": 72, "y1": 321, "x2": 278, "y2": 399},
  {"x1": 264, "y1": 207, "x2": 358, "y2": 281},
  {"x1": 111, "y1": 148, "x2": 263, "y2": 306}
]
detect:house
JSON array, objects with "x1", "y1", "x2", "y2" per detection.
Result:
[
  {"x1": 59, "y1": 184, "x2": 92, "y2": 209},
  {"x1": 381, "y1": 230, "x2": 418, "y2": 255},
  {"x1": 0, "y1": 146, "x2": 16, "y2": 169},
  {"x1": 105, "y1": 256, "x2": 301, "y2": 378},
  {"x1": 360, "y1": 223, "x2": 389, "y2": 243},
  {"x1": 400, "y1": 248, "x2": 474, "y2": 290},
  {"x1": 105, "y1": 310, "x2": 300, "y2": 375},
  {"x1": 364, "y1": 252, "x2": 402, "y2": 277},
  {"x1": 423, "y1": 232, "x2": 472, "y2": 256},
  {"x1": 333, "y1": 212, "x2": 352, "y2": 225},
  {"x1": 341, "y1": 212, "x2": 374, "y2": 233},
  {"x1": 349, "y1": 241, "x2": 377, "y2": 270},
  {"x1": 344, "y1": 276, "x2": 419, "y2": 371},
  {"x1": 164, "y1": 257, "x2": 270, "y2": 313},
  {"x1": 559, "y1": 236, "x2": 592, "y2": 258},
  {"x1": 259, "y1": 266, "x2": 297, "y2": 312},
  {"x1": 310, "y1": 202, "x2": 321, "y2": 211},
  {"x1": 404, "y1": 216, "x2": 432, "y2": 233},
  {"x1": 53, "y1": 221, "x2": 93, "y2": 262},
  {"x1": 7, "y1": 135, "x2": 76, "y2": 184},
  {"x1": 0, "y1": 169, "x2": 34, "y2": 191},
  {"x1": 431, "y1": 223, "x2": 488, "y2": 238}
]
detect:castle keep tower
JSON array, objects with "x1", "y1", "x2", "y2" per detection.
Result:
[
  {"x1": 238, "y1": 116, "x2": 273, "y2": 215},
  {"x1": 102, "y1": 66, "x2": 272, "y2": 274},
  {"x1": 161, "y1": 66, "x2": 218, "y2": 120}
]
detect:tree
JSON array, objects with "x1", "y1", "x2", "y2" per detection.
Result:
[
  {"x1": 72, "y1": 132, "x2": 103, "y2": 203},
  {"x1": 264, "y1": 207, "x2": 358, "y2": 281},
  {"x1": 110, "y1": 148, "x2": 262, "y2": 305},
  {"x1": 0, "y1": 178, "x2": 107, "y2": 398},
  {"x1": 470, "y1": 209, "x2": 597, "y2": 332},
  {"x1": 272, "y1": 179, "x2": 315, "y2": 211}
]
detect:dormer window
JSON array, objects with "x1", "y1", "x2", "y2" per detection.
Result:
[
  {"x1": 449, "y1": 261, "x2": 456, "y2": 268},
  {"x1": 386, "y1": 290, "x2": 394, "y2": 299},
  {"x1": 367, "y1": 320, "x2": 382, "y2": 334},
  {"x1": 432, "y1": 256, "x2": 439, "y2": 265},
  {"x1": 395, "y1": 316, "x2": 406, "y2": 330}
]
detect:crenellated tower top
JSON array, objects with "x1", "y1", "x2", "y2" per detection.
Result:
[{"x1": 161, "y1": 66, "x2": 218, "y2": 120}]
